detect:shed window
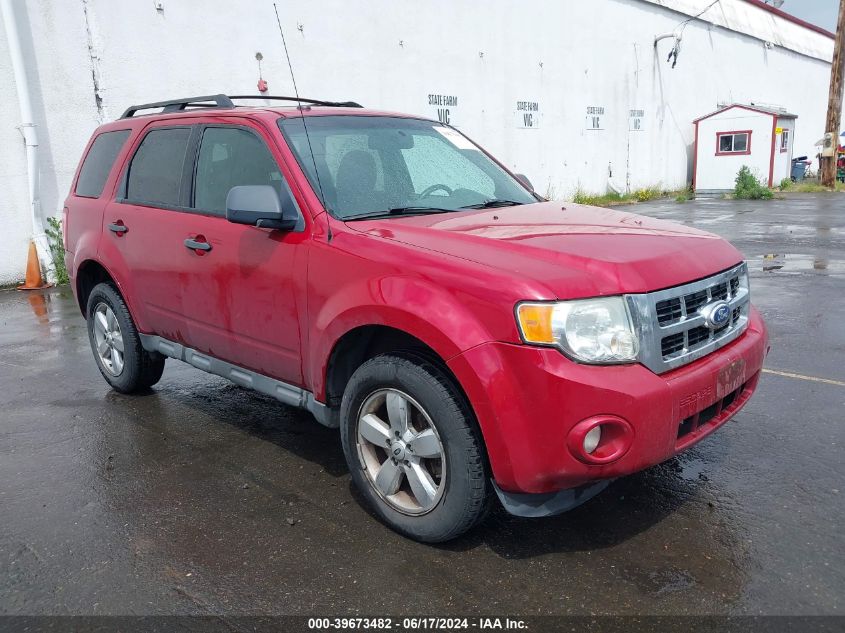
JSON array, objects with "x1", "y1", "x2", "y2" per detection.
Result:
[
  {"x1": 716, "y1": 131, "x2": 751, "y2": 155},
  {"x1": 780, "y1": 129, "x2": 790, "y2": 152}
]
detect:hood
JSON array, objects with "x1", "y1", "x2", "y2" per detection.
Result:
[{"x1": 346, "y1": 201, "x2": 744, "y2": 298}]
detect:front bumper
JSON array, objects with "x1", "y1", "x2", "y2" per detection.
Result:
[{"x1": 447, "y1": 306, "x2": 768, "y2": 496}]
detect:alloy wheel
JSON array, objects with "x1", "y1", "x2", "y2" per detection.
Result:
[
  {"x1": 356, "y1": 388, "x2": 446, "y2": 515},
  {"x1": 92, "y1": 303, "x2": 125, "y2": 376}
]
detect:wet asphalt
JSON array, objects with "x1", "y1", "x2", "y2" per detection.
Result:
[{"x1": 0, "y1": 193, "x2": 843, "y2": 617}]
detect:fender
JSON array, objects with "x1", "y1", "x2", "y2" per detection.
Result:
[
  {"x1": 67, "y1": 234, "x2": 99, "y2": 312},
  {"x1": 72, "y1": 255, "x2": 146, "y2": 333},
  {"x1": 308, "y1": 275, "x2": 497, "y2": 402}
]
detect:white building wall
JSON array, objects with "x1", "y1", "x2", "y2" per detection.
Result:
[
  {"x1": 0, "y1": 0, "x2": 842, "y2": 283},
  {"x1": 695, "y1": 109, "x2": 775, "y2": 191}
]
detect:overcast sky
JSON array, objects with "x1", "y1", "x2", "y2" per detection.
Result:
[{"x1": 780, "y1": 0, "x2": 839, "y2": 32}]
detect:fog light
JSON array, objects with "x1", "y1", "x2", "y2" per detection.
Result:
[
  {"x1": 567, "y1": 415, "x2": 634, "y2": 465},
  {"x1": 583, "y1": 426, "x2": 602, "y2": 453}
]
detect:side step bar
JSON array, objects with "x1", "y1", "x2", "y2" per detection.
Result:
[{"x1": 139, "y1": 334, "x2": 337, "y2": 428}]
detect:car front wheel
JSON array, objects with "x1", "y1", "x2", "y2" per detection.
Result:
[{"x1": 340, "y1": 353, "x2": 490, "y2": 542}]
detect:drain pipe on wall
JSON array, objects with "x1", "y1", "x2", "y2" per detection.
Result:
[
  {"x1": 1, "y1": 0, "x2": 51, "y2": 281},
  {"x1": 607, "y1": 162, "x2": 625, "y2": 195}
]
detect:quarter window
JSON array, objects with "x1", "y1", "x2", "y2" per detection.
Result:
[
  {"x1": 194, "y1": 127, "x2": 284, "y2": 215},
  {"x1": 716, "y1": 131, "x2": 751, "y2": 155},
  {"x1": 126, "y1": 128, "x2": 191, "y2": 206},
  {"x1": 76, "y1": 130, "x2": 131, "y2": 198}
]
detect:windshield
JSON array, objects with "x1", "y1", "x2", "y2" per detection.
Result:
[{"x1": 277, "y1": 115, "x2": 536, "y2": 219}]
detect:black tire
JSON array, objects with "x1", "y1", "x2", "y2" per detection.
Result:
[
  {"x1": 340, "y1": 353, "x2": 490, "y2": 542},
  {"x1": 86, "y1": 282, "x2": 165, "y2": 393}
]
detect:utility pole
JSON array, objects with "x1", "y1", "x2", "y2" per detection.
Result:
[{"x1": 821, "y1": 0, "x2": 845, "y2": 187}]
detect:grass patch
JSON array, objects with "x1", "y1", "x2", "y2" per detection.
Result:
[
  {"x1": 783, "y1": 180, "x2": 845, "y2": 193},
  {"x1": 569, "y1": 185, "x2": 692, "y2": 207},
  {"x1": 572, "y1": 188, "x2": 630, "y2": 206},
  {"x1": 633, "y1": 186, "x2": 663, "y2": 202},
  {"x1": 671, "y1": 187, "x2": 694, "y2": 203}
]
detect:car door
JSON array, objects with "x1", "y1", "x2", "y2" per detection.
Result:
[
  {"x1": 100, "y1": 124, "x2": 200, "y2": 341},
  {"x1": 177, "y1": 121, "x2": 309, "y2": 386}
]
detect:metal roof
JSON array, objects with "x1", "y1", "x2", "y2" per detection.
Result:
[
  {"x1": 741, "y1": 0, "x2": 834, "y2": 39},
  {"x1": 693, "y1": 103, "x2": 798, "y2": 123},
  {"x1": 642, "y1": 0, "x2": 835, "y2": 62}
]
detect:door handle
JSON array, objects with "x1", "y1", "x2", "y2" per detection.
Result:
[
  {"x1": 184, "y1": 237, "x2": 212, "y2": 252},
  {"x1": 108, "y1": 222, "x2": 128, "y2": 235}
]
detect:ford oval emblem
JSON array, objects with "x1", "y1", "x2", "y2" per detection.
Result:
[{"x1": 700, "y1": 301, "x2": 732, "y2": 329}]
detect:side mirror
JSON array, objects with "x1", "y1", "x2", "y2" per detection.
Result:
[
  {"x1": 226, "y1": 185, "x2": 298, "y2": 231},
  {"x1": 514, "y1": 173, "x2": 534, "y2": 192}
]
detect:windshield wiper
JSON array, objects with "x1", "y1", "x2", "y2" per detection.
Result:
[
  {"x1": 344, "y1": 206, "x2": 458, "y2": 221},
  {"x1": 460, "y1": 199, "x2": 525, "y2": 210}
]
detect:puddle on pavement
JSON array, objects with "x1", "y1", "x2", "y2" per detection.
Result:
[
  {"x1": 25, "y1": 292, "x2": 50, "y2": 324},
  {"x1": 755, "y1": 253, "x2": 845, "y2": 274}
]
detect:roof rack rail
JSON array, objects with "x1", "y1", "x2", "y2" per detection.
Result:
[
  {"x1": 228, "y1": 95, "x2": 364, "y2": 108},
  {"x1": 120, "y1": 94, "x2": 235, "y2": 119},
  {"x1": 118, "y1": 94, "x2": 364, "y2": 119}
]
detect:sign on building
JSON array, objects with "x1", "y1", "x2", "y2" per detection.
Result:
[
  {"x1": 428, "y1": 93, "x2": 459, "y2": 126},
  {"x1": 629, "y1": 109, "x2": 645, "y2": 131},
  {"x1": 516, "y1": 101, "x2": 540, "y2": 129},
  {"x1": 586, "y1": 106, "x2": 605, "y2": 130}
]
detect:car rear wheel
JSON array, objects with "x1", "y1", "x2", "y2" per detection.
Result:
[
  {"x1": 340, "y1": 353, "x2": 490, "y2": 542},
  {"x1": 86, "y1": 283, "x2": 165, "y2": 393}
]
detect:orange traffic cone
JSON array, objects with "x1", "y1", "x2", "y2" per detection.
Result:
[{"x1": 17, "y1": 240, "x2": 52, "y2": 291}]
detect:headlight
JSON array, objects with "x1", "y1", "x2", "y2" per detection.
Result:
[{"x1": 516, "y1": 297, "x2": 639, "y2": 363}]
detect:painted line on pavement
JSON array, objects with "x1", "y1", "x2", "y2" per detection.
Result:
[{"x1": 762, "y1": 368, "x2": 845, "y2": 388}]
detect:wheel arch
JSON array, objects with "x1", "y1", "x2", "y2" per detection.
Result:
[
  {"x1": 74, "y1": 258, "x2": 140, "y2": 326},
  {"x1": 324, "y1": 324, "x2": 455, "y2": 408},
  {"x1": 323, "y1": 323, "x2": 492, "y2": 472}
]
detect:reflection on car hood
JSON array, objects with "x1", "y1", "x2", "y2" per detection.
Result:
[{"x1": 348, "y1": 201, "x2": 744, "y2": 297}]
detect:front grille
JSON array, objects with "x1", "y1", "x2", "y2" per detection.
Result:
[
  {"x1": 661, "y1": 332, "x2": 685, "y2": 356},
  {"x1": 629, "y1": 263, "x2": 751, "y2": 374},
  {"x1": 730, "y1": 277, "x2": 740, "y2": 295},
  {"x1": 687, "y1": 326, "x2": 710, "y2": 347},
  {"x1": 684, "y1": 289, "x2": 709, "y2": 313},
  {"x1": 656, "y1": 297, "x2": 682, "y2": 325},
  {"x1": 711, "y1": 282, "x2": 728, "y2": 301}
]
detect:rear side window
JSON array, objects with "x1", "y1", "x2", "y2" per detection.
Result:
[
  {"x1": 194, "y1": 127, "x2": 284, "y2": 215},
  {"x1": 75, "y1": 130, "x2": 131, "y2": 198},
  {"x1": 126, "y1": 127, "x2": 191, "y2": 206}
]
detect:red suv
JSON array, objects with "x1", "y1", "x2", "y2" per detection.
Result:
[{"x1": 65, "y1": 94, "x2": 768, "y2": 542}]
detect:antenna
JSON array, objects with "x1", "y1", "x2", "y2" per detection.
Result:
[{"x1": 273, "y1": 3, "x2": 328, "y2": 214}]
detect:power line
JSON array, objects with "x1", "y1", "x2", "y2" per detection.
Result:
[{"x1": 678, "y1": 0, "x2": 722, "y2": 35}]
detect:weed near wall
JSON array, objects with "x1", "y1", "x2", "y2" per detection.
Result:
[{"x1": 45, "y1": 217, "x2": 69, "y2": 285}]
